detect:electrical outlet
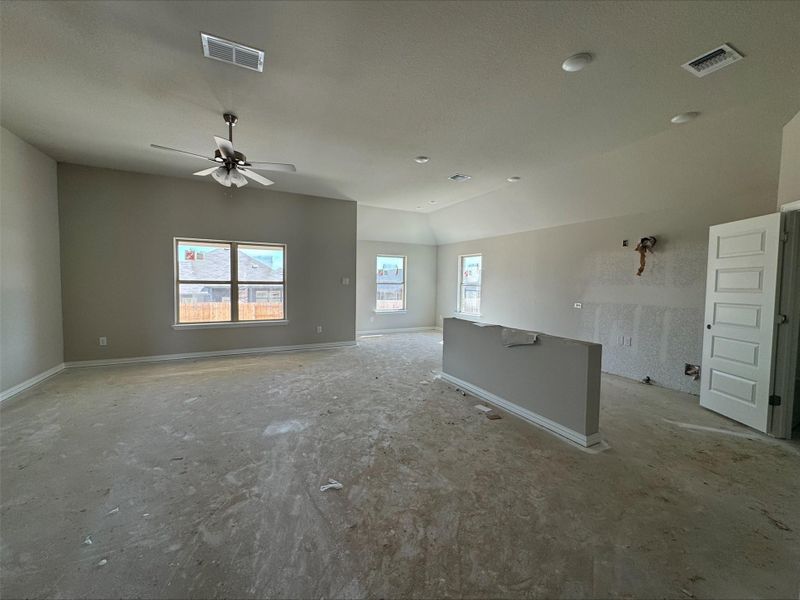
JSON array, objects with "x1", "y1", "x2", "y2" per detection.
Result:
[
  {"x1": 573, "y1": 302, "x2": 582, "y2": 309},
  {"x1": 622, "y1": 239, "x2": 629, "y2": 247},
  {"x1": 617, "y1": 335, "x2": 624, "y2": 346},
  {"x1": 99, "y1": 336, "x2": 108, "y2": 347},
  {"x1": 624, "y1": 336, "x2": 632, "y2": 347},
  {"x1": 341, "y1": 277, "x2": 350, "y2": 285},
  {"x1": 316, "y1": 325, "x2": 323, "y2": 334}
]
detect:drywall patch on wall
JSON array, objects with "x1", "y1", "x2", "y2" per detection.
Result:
[{"x1": 577, "y1": 304, "x2": 702, "y2": 394}]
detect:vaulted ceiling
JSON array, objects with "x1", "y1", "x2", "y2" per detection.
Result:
[{"x1": 2, "y1": 1, "x2": 799, "y2": 240}]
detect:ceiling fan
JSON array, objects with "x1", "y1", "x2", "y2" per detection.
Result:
[{"x1": 150, "y1": 113, "x2": 296, "y2": 188}]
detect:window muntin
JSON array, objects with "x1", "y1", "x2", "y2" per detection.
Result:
[
  {"x1": 458, "y1": 254, "x2": 482, "y2": 315},
  {"x1": 376, "y1": 255, "x2": 406, "y2": 312},
  {"x1": 175, "y1": 239, "x2": 285, "y2": 324}
]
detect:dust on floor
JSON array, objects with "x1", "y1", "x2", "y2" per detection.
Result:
[{"x1": 1, "y1": 332, "x2": 798, "y2": 598}]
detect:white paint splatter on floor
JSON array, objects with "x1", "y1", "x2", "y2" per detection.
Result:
[{"x1": 262, "y1": 420, "x2": 308, "y2": 437}]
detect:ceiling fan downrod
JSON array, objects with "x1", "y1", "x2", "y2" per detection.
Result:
[{"x1": 223, "y1": 112, "x2": 238, "y2": 143}]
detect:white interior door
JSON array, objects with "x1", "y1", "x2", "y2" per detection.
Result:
[{"x1": 700, "y1": 213, "x2": 782, "y2": 432}]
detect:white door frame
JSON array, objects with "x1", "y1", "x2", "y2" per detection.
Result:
[{"x1": 771, "y1": 203, "x2": 800, "y2": 438}]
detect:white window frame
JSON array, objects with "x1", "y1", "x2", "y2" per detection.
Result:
[
  {"x1": 173, "y1": 237, "x2": 287, "y2": 328},
  {"x1": 457, "y1": 253, "x2": 482, "y2": 316},
  {"x1": 375, "y1": 254, "x2": 407, "y2": 313}
]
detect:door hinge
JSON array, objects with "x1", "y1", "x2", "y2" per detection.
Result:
[
  {"x1": 769, "y1": 394, "x2": 781, "y2": 406},
  {"x1": 780, "y1": 232, "x2": 789, "y2": 242},
  {"x1": 776, "y1": 314, "x2": 788, "y2": 325}
]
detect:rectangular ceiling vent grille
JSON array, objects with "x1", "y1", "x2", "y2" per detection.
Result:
[
  {"x1": 201, "y1": 33, "x2": 264, "y2": 72},
  {"x1": 681, "y1": 43, "x2": 743, "y2": 78}
]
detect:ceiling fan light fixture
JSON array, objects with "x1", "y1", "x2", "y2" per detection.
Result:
[
  {"x1": 230, "y1": 169, "x2": 248, "y2": 188},
  {"x1": 211, "y1": 166, "x2": 231, "y2": 187}
]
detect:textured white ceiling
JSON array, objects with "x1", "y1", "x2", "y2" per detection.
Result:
[{"x1": 1, "y1": 1, "x2": 799, "y2": 232}]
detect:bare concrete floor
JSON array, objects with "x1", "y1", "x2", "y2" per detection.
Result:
[{"x1": 1, "y1": 332, "x2": 798, "y2": 599}]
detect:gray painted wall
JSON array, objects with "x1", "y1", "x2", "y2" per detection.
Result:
[
  {"x1": 442, "y1": 318, "x2": 601, "y2": 444},
  {"x1": 436, "y1": 200, "x2": 776, "y2": 394},
  {"x1": 58, "y1": 164, "x2": 356, "y2": 361},
  {"x1": 0, "y1": 127, "x2": 64, "y2": 392},
  {"x1": 356, "y1": 240, "x2": 436, "y2": 332}
]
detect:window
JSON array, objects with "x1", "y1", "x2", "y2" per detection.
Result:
[
  {"x1": 175, "y1": 238, "x2": 285, "y2": 324},
  {"x1": 376, "y1": 255, "x2": 406, "y2": 312},
  {"x1": 458, "y1": 254, "x2": 482, "y2": 315}
]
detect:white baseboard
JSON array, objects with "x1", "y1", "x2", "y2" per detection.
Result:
[
  {"x1": 65, "y1": 340, "x2": 357, "y2": 368},
  {"x1": 439, "y1": 371, "x2": 601, "y2": 448},
  {"x1": 0, "y1": 363, "x2": 66, "y2": 403},
  {"x1": 357, "y1": 326, "x2": 437, "y2": 336}
]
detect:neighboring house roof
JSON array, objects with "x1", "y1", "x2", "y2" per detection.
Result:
[
  {"x1": 179, "y1": 249, "x2": 283, "y2": 295},
  {"x1": 377, "y1": 268, "x2": 404, "y2": 284}
]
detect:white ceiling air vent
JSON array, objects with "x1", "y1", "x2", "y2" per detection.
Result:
[
  {"x1": 201, "y1": 33, "x2": 264, "y2": 72},
  {"x1": 681, "y1": 43, "x2": 743, "y2": 78}
]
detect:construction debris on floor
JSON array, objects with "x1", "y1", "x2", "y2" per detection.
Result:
[{"x1": 1, "y1": 332, "x2": 798, "y2": 599}]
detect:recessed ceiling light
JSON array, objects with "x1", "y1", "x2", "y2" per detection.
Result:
[
  {"x1": 507, "y1": 176, "x2": 521, "y2": 182},
  {"x1": 670, "y1": 111, "x2": 700, "y2": 124},
  {"x1": 414, "y1": 156, "x2": 430, "y2": 164},
  {"x1": 448, "y1": 174, "x2": 471, "y2": 182},
  {"x1": 561, "y1": 53, "x2": 593, "y2": 72},
  {"x1": 429, "y1": 200, "x2": 437, "y2": 204}
]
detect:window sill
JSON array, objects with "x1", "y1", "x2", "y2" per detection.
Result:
[
  {"x1": 172, "y1": 320, "x2": 289, "y2": 330},
  {"x1": 455, "y1": 312, "x2": 482, "y2": 317},
  {"x1": 374, "y1": 310, "x2": 407, "y2": 314}
]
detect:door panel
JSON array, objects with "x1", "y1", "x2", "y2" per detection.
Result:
[
  {"x1": 711, "y1": 337, "x2": 759, "y2": 366},
  {"x1": 714, "y1": 268, "x2": 763, "y2": 293},
  {"x1": 700, "y1": 213, "x2": 782, "y2": 432}
]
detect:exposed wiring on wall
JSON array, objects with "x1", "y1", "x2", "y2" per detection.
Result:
[{"x1": 635, "y1": 236, "x2": 657, "y2": 276}]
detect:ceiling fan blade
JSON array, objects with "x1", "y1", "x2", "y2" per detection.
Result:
[
  {"x1": 193, "y1": 166, "x2": 219, "y2": 176},
  {"x1": 238, "y1": 168, "x2": 274, "y2": 186},
  {"x1": 150, "y1": 144, "x2": 214, "y2": 162},
  {"x1": 246, "y1": 161, "x2": 296, "y2": 173},
  {"x1": 214, "y1": 136, "x2": 235, "y2": 160}
]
